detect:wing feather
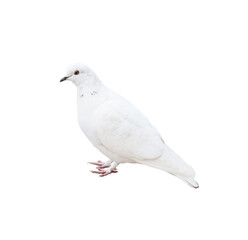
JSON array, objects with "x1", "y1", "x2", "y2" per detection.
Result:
[{"x1": 92, "y1": 98, "x2": 165, "y2": 161}]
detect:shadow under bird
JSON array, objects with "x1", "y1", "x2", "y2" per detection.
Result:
[{"x1": 60, "y1": 64, "x2": 199, "y2": 188}]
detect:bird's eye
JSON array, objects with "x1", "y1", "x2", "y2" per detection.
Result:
[{"x1": 74, "y1": 70, "x2": 79, "y2": 75}]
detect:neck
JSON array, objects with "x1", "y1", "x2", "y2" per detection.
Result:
[{"x1": 76, "y1": 76, "x2": 104, "y2": 97}]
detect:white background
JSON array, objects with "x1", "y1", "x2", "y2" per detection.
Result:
[{"x1": 0, "y1": 0, "x2": 247, "y2": 239}]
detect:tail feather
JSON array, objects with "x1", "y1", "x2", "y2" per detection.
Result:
[
  {"x1": 179, "y1": 176, "x2": 199, "y2": 188},
  {"x1": 135, "y1": 147, "x2": 199, "y2": 188},
  {"x1": 187, "y1": 178, "x2": 199, "y2": 188}
]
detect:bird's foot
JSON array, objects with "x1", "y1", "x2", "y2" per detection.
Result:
[
  {"x1": 88, "y1": 160, "x2": 111, "y2": 169},
  {"x1": 91, "y1": 168, "x2": 118, "y2": 177},
  {"x1": 89, "y1": 161, "x2": 119, "y2": 177}
]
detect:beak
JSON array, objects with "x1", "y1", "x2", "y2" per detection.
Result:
[{"x1": 60, "y1": 76, "x2": 69, "y2": 82}]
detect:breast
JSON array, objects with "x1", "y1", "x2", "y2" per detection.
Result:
[{"x1": 77, "y1": 94, "x2": 105, "y2": 147}]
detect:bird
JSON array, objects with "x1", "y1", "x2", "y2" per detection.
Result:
[{"x1": 60, "y1": 63, "x2": 199, "y2": 188}]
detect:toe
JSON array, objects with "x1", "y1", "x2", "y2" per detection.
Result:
[
  {"x1": 88, "y1": 160, "x2": 104, "y2": 166},
  {"x1": 91, "y1": 170, "x2": 105, "y2": 174},
  {"x1": 97, "y1": 165, "x2": 110, "y2": 170}
]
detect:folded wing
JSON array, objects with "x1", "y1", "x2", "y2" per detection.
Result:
[{"x1": 92, "y1": 98, "x2": 165, "y2": 161}]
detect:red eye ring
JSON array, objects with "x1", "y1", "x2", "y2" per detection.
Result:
[{"x1": 74, "y1": 70, "x2": 79, "y2": 75}]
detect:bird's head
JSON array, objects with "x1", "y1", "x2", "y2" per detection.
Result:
[{"x1": 60, "y1": 64, "x2": 98, "y2": 86}]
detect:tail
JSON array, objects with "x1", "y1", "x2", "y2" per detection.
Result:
[
  {"x1": 136, "y1": 146, "x2": 199, "y2": 188},
  {"x1": 186, "y1": 177, "x2": 199, "y2": 188},
  {"x1": 177, "y1": 175, "x2": 199, "y2": 188}
]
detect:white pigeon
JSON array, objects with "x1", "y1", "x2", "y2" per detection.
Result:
[{"x1": 60, "y1": 64, "x2": 199, "y2": 188}]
